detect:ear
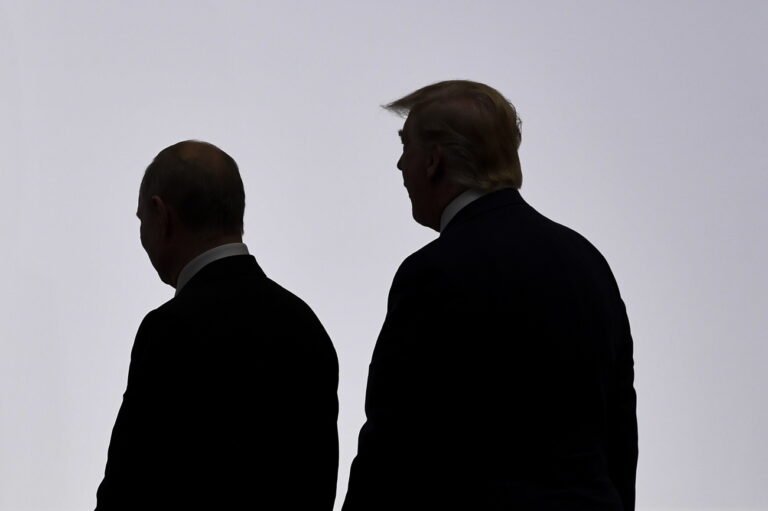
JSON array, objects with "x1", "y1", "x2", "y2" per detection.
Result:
[
  {"x1": 425, "y1": 144, "x2": 443, "y2": 181},
  {"x1": 150, "y1": 195, "x2": 173, "y2": 239}
]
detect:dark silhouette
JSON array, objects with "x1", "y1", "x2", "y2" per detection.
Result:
[
  {"x1": 343, "y1": 81, "x2": 638, "y2": 511},
  {"x1": 96, "y1": 141, "x2": 339, "y2": 510}
]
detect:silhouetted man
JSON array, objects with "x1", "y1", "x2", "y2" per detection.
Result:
[
  {"x1": 96, "y1": 141, "x2": 339, "y2": 510},
  {"x1": 343, "y1": 81, "x2": 638, "y2": 511}
]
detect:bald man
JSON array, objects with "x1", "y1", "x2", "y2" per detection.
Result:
[{"x1": 95, "y1": 141, "x2": 339, "y2": 510}]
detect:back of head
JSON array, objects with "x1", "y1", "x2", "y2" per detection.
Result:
[
  {"x1": 140, "y1": 140, "x2": 245, "y2": 236},
  {"x1": 385, "y1": 80, "x2": 523, "y2": 190}
]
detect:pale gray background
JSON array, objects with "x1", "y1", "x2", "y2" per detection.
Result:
[{"x1": 1, "y1": 1, "x2": 766, "y2": 510}]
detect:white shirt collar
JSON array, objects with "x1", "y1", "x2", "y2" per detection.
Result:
[
  {"x1": 175, "y1": 242, "x2": 250, "y2": 296},
  {"x1": 439, "y1": 189, "x2": 488, "y2": 232}
]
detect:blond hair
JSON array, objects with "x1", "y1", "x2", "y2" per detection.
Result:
[{"x1": 385, "y1": 80, "x2": 522, "y2": 190}]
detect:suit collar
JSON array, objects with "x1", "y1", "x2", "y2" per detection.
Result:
[
  {"x1": 439, "y1": 187, "x2": 525, "y2": 236},
  {"x1": 175, "y1": 243, "x2": 250, "y2": 296},
  {"x1": 175, "y1": 254, "x2": 266, "y2": 298},
  {"x1": 439, "y1": 189, "x2": 489, "y2": 232}
]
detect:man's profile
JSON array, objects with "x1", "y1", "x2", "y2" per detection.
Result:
[
  {"x1": 95, "y1": 141, "x2": 339, "y2": 509},
  {"x1": 343, "y1": 81, "x2": 638, "y2": 510}
]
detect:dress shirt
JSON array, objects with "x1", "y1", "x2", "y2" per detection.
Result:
[
  {"x1": 175, "y1": 242, "x2": 250, "y2": 295},
  {"x1": 439, "y1": 189, "x2": 489, "y2": 232}
]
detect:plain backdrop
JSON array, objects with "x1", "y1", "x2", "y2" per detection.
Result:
[{"x1": 1, "y1": 1, "x2": 766, "y2": 510}]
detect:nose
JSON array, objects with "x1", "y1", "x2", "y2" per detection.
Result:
[{"x1": 396, "y1": 155, "x2": 404, "y2": 171}]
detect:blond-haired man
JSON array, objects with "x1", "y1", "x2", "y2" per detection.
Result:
[{"x1": 343, "y1": 81, "x2": 638, "y2": 510}]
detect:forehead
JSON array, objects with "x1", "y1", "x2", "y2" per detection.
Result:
[
  {"x1": 399, "y1": 114, "x2": 417, "y2": 139},
  {"x1": 136, "y1": 192, "x2": 147, "y2": 215}
]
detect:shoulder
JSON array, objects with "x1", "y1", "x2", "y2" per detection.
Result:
[
  {"x1": 395, "y1": 238, "x2": 441, "y2": 276},
  {"x1": 549, "y1": 219, "x2": 618, "y2": 274},
  {"x1": 133, "y1": 300, "x2": 177, "y2": 340},
  {"x1": 141, "y1": 297, "x2": 185, "y2": 334},
  {"x1": 129, "y1": 300, "x2": 186, "y2": 360},
  {"x1": 261, "y1": 278, "x2": 324, "y2": 325},
  {"x1": 260, "y1": 278, "x2": 337, "y2": 356},
  {"x1": 384, "y1": 239, "x2": 459, "y2": 313},
  {"x1": 392, "y1": 239, "x2": 446, "y2": 288}
]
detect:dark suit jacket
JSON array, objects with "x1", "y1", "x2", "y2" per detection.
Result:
[
  {"x1": 96, "y1": 255, "x2": 339, "y2": 510},
  {"x1": 343, "y1": 189, "x2": 638, "y2": 511}
]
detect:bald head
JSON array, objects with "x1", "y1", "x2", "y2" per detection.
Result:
[{"x1": 140, "y1": 140, "x2": 245, "y2": 236}]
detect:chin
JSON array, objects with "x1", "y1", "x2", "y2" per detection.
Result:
[
  {"x1": 159, "y1": 272, "x2": 173, "y2": 286},
  {"x1": 411, "y1": 213, "x2": 433, "y2": 230},
  {"x1": 149, "y1": 259, "x2": 171, "y2": 286},
  {"x1": 410, "y1": 203, "x2": 435, "y2": 230}
]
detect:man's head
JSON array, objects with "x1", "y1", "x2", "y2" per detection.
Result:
[
  {"x1": 137, "y1": 140, "x2": 245, "y2": 286},
  {"x1": 385, "y1": 80, "x2": 522, "y2": 230}
]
